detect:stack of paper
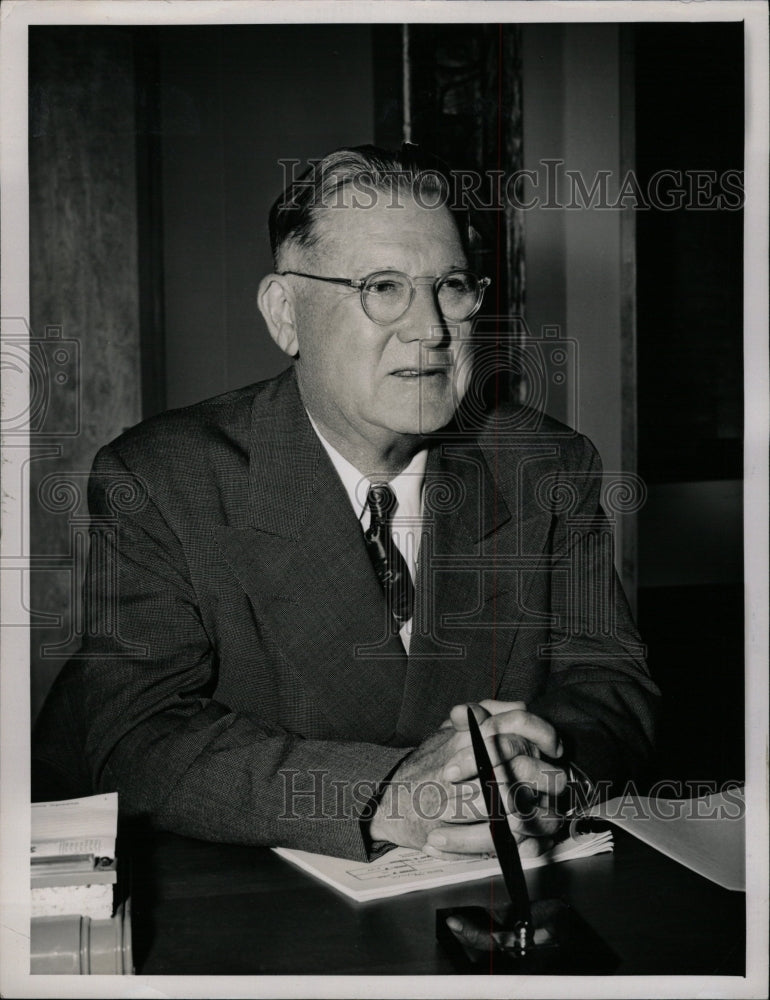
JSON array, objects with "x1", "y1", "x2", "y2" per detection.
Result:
[
  {"x1": 274, "y1": 826, "x2": 613, "y2": 902},
  {"x1": 31, "y1": 792, "x2": 118, "y2": 919}
]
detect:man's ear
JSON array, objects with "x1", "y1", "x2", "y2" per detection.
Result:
[{"x1": 257, "y1": 275, "x2": 300, "y2": 357}]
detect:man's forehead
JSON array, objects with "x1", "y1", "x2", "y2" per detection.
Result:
[{"x1": 309, "y1": 187, "x2": 465, "y2": 260}]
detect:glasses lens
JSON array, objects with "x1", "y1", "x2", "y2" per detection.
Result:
[
  {"x1": 437, "y1": 271, "x2": 483, "y2": 320},
  {"x1": 361, "y1": 272, "x2": 412, "y2": 324}
]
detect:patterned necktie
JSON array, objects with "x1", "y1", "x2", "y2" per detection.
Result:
[{"x1": 364, "y1": 483, "x2": 415, "y2": 628}]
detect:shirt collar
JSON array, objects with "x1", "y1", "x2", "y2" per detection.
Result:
[{"x1": 306, "y1": 413, "x2": 427, "y2": 522}]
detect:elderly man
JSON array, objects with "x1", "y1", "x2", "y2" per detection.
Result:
[{"x1": 33, "y1": 145, "x2": 659, "y2": 862}]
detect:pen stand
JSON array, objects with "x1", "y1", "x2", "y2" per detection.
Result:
[{"x1": 436, "y1": 898, "x2": 618, "y2": 974}]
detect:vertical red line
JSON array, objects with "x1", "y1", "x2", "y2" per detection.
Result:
[
  {"x1": 487, "y1": 22, "x2": 506, "y2": 971},
  {"x1": 492, "y1": 23, "x2": 505, "y2": 699}
]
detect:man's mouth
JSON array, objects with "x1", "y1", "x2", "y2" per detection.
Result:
[{"x1": 391, "y1": 367, "x2": 450, "y2": 378}]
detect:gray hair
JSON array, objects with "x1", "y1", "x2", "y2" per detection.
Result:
[{"x1": 268, "y1": 144, "x2": 472, "y2": 268}]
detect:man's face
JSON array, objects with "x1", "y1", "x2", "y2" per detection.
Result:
[{"x1": 289, "y1": 188, "x2": 472, "y2": 459}]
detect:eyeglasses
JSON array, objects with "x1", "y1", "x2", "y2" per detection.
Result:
[{"x1": 278, "y1": 269, "x2": 491, "y2": 325}]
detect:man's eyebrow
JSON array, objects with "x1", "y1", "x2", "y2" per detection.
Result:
[{"x1": 357, "y1": 261, "x2": 470, "y2": 274}]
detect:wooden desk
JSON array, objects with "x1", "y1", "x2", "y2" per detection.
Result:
[{"x1": 129, "y1": 828, "x2": 744, "y2": 976}]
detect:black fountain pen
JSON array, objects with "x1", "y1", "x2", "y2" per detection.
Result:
[
  {"x1": 466, "y1": 706, "x2": 533, "y2": 953},
  {"x1": 435, "y1": 707, "x2": 618, "y2": 973}
]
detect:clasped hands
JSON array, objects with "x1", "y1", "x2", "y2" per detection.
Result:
[{"x1": 369, "y1": 701, "x2": 567, "y2": 859}]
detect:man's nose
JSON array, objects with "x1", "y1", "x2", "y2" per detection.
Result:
[{"x1": 394, "y1": 283, "x2": 449, "y2": 344}]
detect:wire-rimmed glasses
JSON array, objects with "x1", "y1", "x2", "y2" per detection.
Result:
[{"x1": 278, "y1": 269, "x2": 491, "y2": 325}]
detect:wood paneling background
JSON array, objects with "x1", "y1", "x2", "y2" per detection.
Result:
[{"x1": 29, "y1": 27, "x2": 142, "y2": 716}]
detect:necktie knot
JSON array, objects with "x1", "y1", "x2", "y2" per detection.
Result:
[{"x1": 366, "y1": 483, "x2": 397, "y2": 524}]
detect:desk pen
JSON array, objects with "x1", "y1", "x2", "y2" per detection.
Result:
[{"x1": 466, "y1": 706, "x2": 533, "y2": 952}]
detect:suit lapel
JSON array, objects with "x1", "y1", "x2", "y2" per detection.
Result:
[
  {"x1": 395, "y1": 437, "x2": 553, "y2": 742},
  {"x1": 215, "y1": 370, "x2": 557, "y2": 747},
  {"x1": 215, "y1": 371, "x2": 407, "y2": 744}
]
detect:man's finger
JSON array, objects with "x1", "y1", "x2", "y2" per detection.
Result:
[
  {"x1": 482, "y1": 709, "x2": 563, "y2": 759},
  {"x1": 421, "y1": 843, "x2": 488, "y2": 863},
  {"x1": 449, "y1": 700, "x2": 527, "y2": 731},
  {"x1": 426, "y1": 816, "x2": 557, "y2": 856},
  {"x1": 425, "y1": 838, "x2": 552, "y2": 862},
  {"x1": 448, "y1": 702, "x2": 489, "y2": 731},
  {"x1": 477, "y1": 699, "x2": 528, "y2": 716},
  {"x1": 442, "y1": 736, "x2": 518, "y2": 783},
  {"x1": 443, "y1": 779, "x2": 489, "y2": 824},
  {"x1": 508, "y1": 756, "x2": 568, "y2": 797},
  {"x1": 425, "y1": 820, "x2": 494, "y2": 855},
  {"x1": 505, "y1": 798, "x2": 564, "y2": 839},
  {"x1": 517, "y1": 834, "x2": 555, "y2": 858}
]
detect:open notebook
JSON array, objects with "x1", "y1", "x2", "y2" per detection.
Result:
[{"x1": 273, "y1": 824, "x2": 612, "y2": 902}]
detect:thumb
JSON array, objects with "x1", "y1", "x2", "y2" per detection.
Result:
[{"x1": 449, "y1": 702, "x2": 492, "y2": 731}]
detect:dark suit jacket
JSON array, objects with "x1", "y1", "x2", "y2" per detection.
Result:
[{"x1": 33, "y1": 367, "x2": 659, "y2": 859}]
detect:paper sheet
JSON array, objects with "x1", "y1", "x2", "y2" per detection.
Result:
[{"x1": 586, "y1": 788, "x2": 745, "y2": 891}]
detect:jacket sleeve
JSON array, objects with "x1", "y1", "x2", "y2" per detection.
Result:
[
  {"x1": 521, "y1": 434, "x2": 660, "y2": 795},
  {"x1": 58, "y1": 443, "x2": 408, "y2": 860}
]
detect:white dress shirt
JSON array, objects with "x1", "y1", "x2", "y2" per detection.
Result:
[{"x1": 307, "y1": 415, "x2": 426, "y2": 653}]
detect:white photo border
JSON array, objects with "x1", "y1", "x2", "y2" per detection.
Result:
[{"x1": 1, "y1": 2, "x2": 767, "y2": 998}]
